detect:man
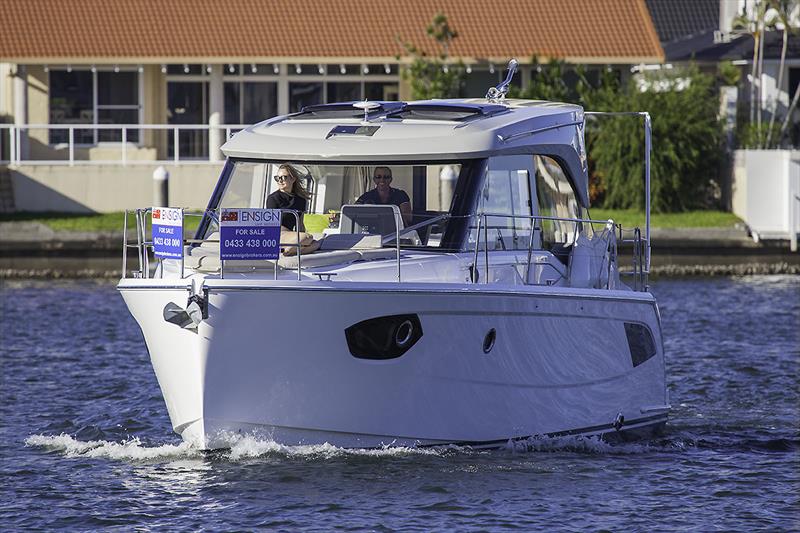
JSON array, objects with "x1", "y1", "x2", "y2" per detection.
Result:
[{"x1": 355, "y1": 166, "x2": 412, "y2": 226}]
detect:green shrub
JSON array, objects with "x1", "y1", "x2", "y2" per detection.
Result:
[{"x1": 586, "y1": 65, "x2": 722, "y2": 212}]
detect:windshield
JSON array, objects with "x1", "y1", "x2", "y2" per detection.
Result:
[{"x1": 199, "y1": 159, "x2": 481, "y2": 250}]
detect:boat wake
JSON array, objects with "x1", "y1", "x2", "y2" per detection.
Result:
[
  {"x1": 24, "y1": 432, "x2": 675, "y2": 462},
  {"x1": 24, "y1": 433, "x2": 200, "y2": 461}
]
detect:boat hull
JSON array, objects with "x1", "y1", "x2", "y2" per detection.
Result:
[{"x1": 119, "y1": 280, "x2": 668, "y2": 449}]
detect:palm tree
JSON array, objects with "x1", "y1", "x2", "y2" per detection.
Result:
[
  {"x1": 733, "y1": 1, "x2": 769, "y2": 141},
  {"x1": 765, "y1": 0, "x2": 798, "y2": 148}
]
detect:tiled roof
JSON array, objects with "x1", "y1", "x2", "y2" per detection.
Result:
[
  {"x1": 0, "y1": 0, "x2": 663, "y2": 63},
  {"x1": 645, "y1": 0, "x2": 719, "y2": 44}
]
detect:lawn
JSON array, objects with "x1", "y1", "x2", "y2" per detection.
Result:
[
  {"x1": 588, "y1": 209, "x2": 742, "y2": 229},
  {"x1": 0, "y1": 209, "x2": 743, "y2": 233},
  {"x1": 0, "y1": 211, "x2": 202, "y2": 233}
]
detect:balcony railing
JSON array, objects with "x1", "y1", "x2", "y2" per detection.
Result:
[{"x1": 0, "y1": 123, "x2": 249, "y2": 166}]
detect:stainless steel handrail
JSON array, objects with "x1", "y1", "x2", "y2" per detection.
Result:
[
  {"x1": 469, "y1": 212, "x2": 641, "y2": 290},
  {"x1": 122, "y1": 208, "x2": 304, "y2": 281}
]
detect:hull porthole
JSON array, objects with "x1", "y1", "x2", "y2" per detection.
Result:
[{"x1": 483, "y1": 328, "x2": 496, "y2": 353}]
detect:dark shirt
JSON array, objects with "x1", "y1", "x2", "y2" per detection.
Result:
[
  {"x1": 266, "y1": 190, "x2": 307, "y2": 231},
  {"x1": 355, "y1": 187, "x2": 410, "y2": 207}
]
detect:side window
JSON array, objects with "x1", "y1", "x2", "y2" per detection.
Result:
[
  {"x1": 534, "y1": 156, "x2": 581, "y2": 247},
  {"x1": 475, "y1": 155, "x2": 532, "y2": 250},
  {"x1": 219, "y1": 161, "x2": 267, "y2": 209}
]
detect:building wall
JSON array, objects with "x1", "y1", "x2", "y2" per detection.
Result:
[
  {"x1": 10, "y1": 163, "x2": 221, "y2": 212},
  {"x1": 26, "y1": 65, "x2": 49, "y2": 152},
  {"x1": 0, "y1": 63, "x2": 12, "y2": 120}
]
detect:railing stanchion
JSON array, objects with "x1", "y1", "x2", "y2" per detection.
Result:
[
  {"x1": 644, "y1": 112, "x2": 651, "y2": 290},
  {"x1": 122, "y1": 210, "x2": 128, "y2": 278},
  {"x1": 524, "y1": 222, "x2": 536, "y2": 284},
  {"x1": 122, "y1": 127, "x2": 127, "y2": 166},
  {"x1": 68, "y1": 127, "x2": 74, "y2": 166},
  {"x1": 483, "y1": 214, "x2": 489, "y2": 284},
  {"x1": 9, "y1": 126, "x2": 16, "y2": 165},
  {"x1": 296, "y1": 212, "x2": 302, "y2": 281},
  {"x1": 180, "y1": 209, "x2": 185, "y2": 279},
  {"x1": 135, "y1": 209, "x2": 143, "y2": 277},
  {"x1": 472, "y1": 214, "x2": 482, "y2": 283}
]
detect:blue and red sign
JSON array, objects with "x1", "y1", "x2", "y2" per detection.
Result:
[
  {"x1": 151, "y1": 207, "x2": 184, "y2": 259},
  {"x1": 219, "y1": 208, "x2": 281, "y2": 260}
]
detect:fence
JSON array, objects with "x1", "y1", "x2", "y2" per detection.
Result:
[{"x1": 0, "y1": 124, "x2": 249, "y2": 166}]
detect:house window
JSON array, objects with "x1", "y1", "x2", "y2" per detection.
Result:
[
  {"x1": 49, "y1": 68, "x2": 141, "y2": 145},
  {"x1": 224, "y1": 82, "x2": 278, "y2": 124}
]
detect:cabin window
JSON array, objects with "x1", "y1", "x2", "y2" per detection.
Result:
[
  {"x1": 218, "y1": 161, "x2": 268, "y2": 209},
  {"x1": 624, "y1": 322, "x2": 657, "y2": 367},
  {"x1": 473, "y1": 155, "x2": 533, "y2": 250},
  {"x1": 206, "y1": 159, "x2": 476, "y2": 249},
  {"x1": 533, "y1": 155, "x2": 581, "y2": 247}
]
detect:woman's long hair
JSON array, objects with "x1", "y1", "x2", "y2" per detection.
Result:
[{"x1": 277, "y1": 164, "x2": 311, "y2": 200}]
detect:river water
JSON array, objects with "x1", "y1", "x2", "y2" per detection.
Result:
[{"x1": 1, "y1": 276, "x2": 798, "y2": 530}]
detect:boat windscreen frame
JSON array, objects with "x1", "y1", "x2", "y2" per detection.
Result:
[{"x1": 195, "y1": 157, "x2": 487, "y2": 252}]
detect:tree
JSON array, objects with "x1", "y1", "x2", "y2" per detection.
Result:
[
  {"x1": 765, "y1": 0, "x2": 798, "y2": 147},
  {"x1": 588, "y1": 66, "x2": 722, "y2": 212},
  {"x1": 399, "y1": 13, "x2": 466, "y2": 100}
]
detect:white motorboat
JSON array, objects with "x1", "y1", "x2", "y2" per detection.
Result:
[{"x1": 118, "y1": 63, "x2": 669, "y2": 449}]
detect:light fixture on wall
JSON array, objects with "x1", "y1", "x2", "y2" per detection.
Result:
[
  {"x1": 206, "y1": 65, "x2": 212, "y2": 73},
  {"x1": 113, "y1": 65, "x2": 120, "y2": 73},
  {"x1": 66, "y1": 65, "x2": 72, "y2": 73},
  {"x1": 295, "y1": 64, "x2": 302, "y2": 74},
  {"x1": 362, "y1": 64, "x2": 369, "y2": 74},
  {"x1": 442, "y1": 64, "x2": 449, "y2": 73},
  {"x1": 340, "y1": 64, "x2": 346, "y2": 74},
  {"x1": 138, "y1": 65, "x2": 144, "y2": 73},
  {"x1": 228, "y1": 64, "x2": 235, "y2": 73},
  {"x1": 318, "y1": 64, "x2": 325, "y2": 74},
  {"x1": 43, "y1": 65, "x2": 49, "y2": 72},
  {"x1": 489, "y1": 63, "x2": 495, "y2": 74},
  {"x1": 183, "y1": 64, "x2": 190, "y2": 74},
  {"x1": 161, "y1": 64, "x2": 167, "y2": 74},
  {"x1": 273, "y1": 64, "x2": 280, "y2": 74},
  {"x1": 251, "y1": 63, "x2": 257, "y2": 73},
  {"x1": 384, "y1": 64, "x2": 391, "y2": 74},
  {"x1": 465, "y1": 64, "x2": 472, "y2": 74},
  {"x1": 91, "y1": 65, "x2": 97, "y2": 73}
]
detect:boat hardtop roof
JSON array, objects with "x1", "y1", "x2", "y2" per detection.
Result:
[
  {"x1": 222, "y1": 98, "x2": 590, "y2": 206},
  {"x1": 222, "y1": 99, "x2": 583, "y2": 163}
]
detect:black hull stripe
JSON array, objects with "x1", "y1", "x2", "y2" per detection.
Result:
[{"x1": 418, "y1": 413, "x2": 669, "y2": 448}]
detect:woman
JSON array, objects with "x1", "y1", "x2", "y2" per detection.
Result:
[
  {"x1": 266, "y1": 164, "x2": 310, "y2": 231},
  {"x1": 266, "y1": 164, "x2": 319, "y2": 255}
]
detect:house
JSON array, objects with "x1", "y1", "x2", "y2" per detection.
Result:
[{"x1": 0, "y1": 0, "x2": 663, "y2": 212}]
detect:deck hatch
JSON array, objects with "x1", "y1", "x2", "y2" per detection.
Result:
[
  {"x1": 386, "y1": 103, "x2": 508, "y2": 122},
  {"x1": 291, "y1": 101, "x2": 404, "y2": 120},
  {"x1": 326, "y1": 125, "x2": 381, "y2": 138}
]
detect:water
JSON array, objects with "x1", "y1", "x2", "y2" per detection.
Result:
[{"x1": 1, "y1": 276, "x2": 798, "y2": 530}]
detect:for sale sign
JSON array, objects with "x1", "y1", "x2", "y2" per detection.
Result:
[
  {"x1": 219, "y1": 208, "x2": 281, "y2": 260},
  {"x1": 151, "y1": 207, "x2": 183, "y2": 259}
]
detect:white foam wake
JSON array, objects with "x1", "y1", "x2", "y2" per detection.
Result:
[
  {"x1": 25, "y1": 432, "x2": 656, "y2": 462},
  {"x1": 24, "y1": 433, "x2": 200, "y2": 461},
  {"x1": 226, "y1": 434, "x2": 449, "y2": 460},
  {"x1": 504, "y1": 434, "x2": 654, "y2": 455}
]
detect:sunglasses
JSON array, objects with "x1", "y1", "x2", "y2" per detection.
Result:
[{"x1": 273, "y1": 175, "x2": 292, "y2": 183}]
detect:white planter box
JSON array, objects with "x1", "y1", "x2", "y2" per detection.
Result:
[{"x1": 733, "y1": 149, "x2": 800, "y2": 251}]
